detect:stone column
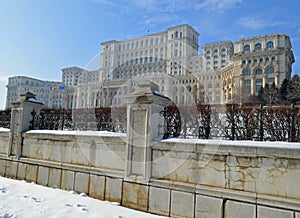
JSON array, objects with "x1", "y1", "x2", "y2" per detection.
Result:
[
  {"x1": 8, "y1": 92, "x2": 43, "y2": 159},
  {"x1": 124, "y1": 81, "x2": 171, "y2": 182}
]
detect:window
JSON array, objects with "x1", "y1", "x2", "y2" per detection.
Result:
[
  {"x1": 206, "y1": 50, "x2": 211, "y2": 54},
  {"x1": 175, "y1": 31, "x2": 178, "y2": 38},
  {"x1": 221, "y1": 54, "x2": 226, "y2": 58},
  {"x1": 256, "y1": 79, "x2": 262, "y2": 83},
  {"x1": 244, "y1": 45, "x2": 250, "y2": 52},
  {"x1": 244, "y1": 79, "x2": 251, "y2": 84},
  {"x1": 267, "y1": 67, "x2": 274, "y2": 73},
  {"x1": 214, "y1": 49, "x2": 218, "y2": 53},
  {"x1": 244, "y1": 69, "x2": 251, "y2": 76},
  {"x1": 214, "y1": 61, "x2": 218, "y2": 64},
  {"x1": 214, "y1": 55, "x2": 218, "y2": 59},
  {"x1": 256, "y1": 85, "x2": 262, "y2": 92},
  {"x1": 242, "y1": 60, "x2": 246, "y2": 64},
  {"x1": 254, "y1": 59, "x2": 257, "y2": 63},
  {"x1": 272, "y1": 57, "x2": 276, "y2": 62},
  {"x1": 266, "y1": 57, "x2": 269, "y2": 62},
  {"x1": 255, "y1": 43, "x2": 262, "y2": 51},
  {"x1": 256, "y1": 69, "x2": 262, "y2": 75},
  {"x1": 221, "y1": 48, "x2": 226, "y2": 52},
  {"x1": 260, "y1": 58, "x2": 263, "y2": 62},
  {"x1": 248, "y1": 59, "x2": 252, "y2": 64},
  {"x1": 208, "y1": 84, "x2": 212, "y2": 88},
  {"x1": 206, "y1": 56, "x2": 211, "y2": 60},
  {"x1": 222, "y1": 60, "x2": 226, "y2": 64},
  {"x1": 267, "y1": 41, "x2": 274, "y2": 48},
  {"x1": 267, "y1": 77, "x2": 275, "y2": 83}
]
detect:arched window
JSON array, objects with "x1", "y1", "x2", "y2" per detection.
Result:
[
  {"x1": 206, "y1": 50, "x2": 211, "y2": 54},
  {"x1": 244, "y1": 69, "x2": 251, "y2": 76},
  {"x1": 244, "y1": 45, "x2": 250, "y2": 52},
  {"x1": 214, "y1": 49, "x2": 218, "y2": 53},
  {"x1": 267, "y1": 41, "x2": 274, "y2": 48},
  {"x1": 256, "y1": 68, "x2": 262, "y2": 75},
  {"x1": 221, "y1": 48, "x2": 226, "y2": 52},
  {"x1": 267, "y1": 67, "x2": 274, "y2": 74},
  {"x1": 255, "y1": 43, "x2": 262, "y2": 51}
]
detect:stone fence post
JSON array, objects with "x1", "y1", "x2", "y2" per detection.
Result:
[
  {"x1": 8, "y1": 92, "x2": 43, "y2": 159},
  {"x1": 124, "y1": 81, "x2": 171, "y2": 182}
]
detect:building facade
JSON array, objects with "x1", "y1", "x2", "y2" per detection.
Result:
[
  {"x1": 5, "y1": 25, "x2": 295, "y2": 109},
  {"x1": 221, "y1": 34, "x2": 295, "y2": 104},
  {"x1": 6, "y1": 76, "x2": 66, "y2": 109}
]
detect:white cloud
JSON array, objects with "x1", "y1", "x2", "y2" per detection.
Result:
[
  {"x1": 93, "y1": 0, "x2": 116, "y2": 6},
  {"x1": 92, "y1": 0, "x2": 243, "y2": 27},
  {"x1": 194, "y1": 0, "x2": 242, "y2": 13},
  {"x1": 237, "y1": 15, "x2": 289, "y2": 30}
]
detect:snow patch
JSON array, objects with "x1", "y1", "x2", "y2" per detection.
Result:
[
  {"x1": 162, "y1": 137, "x2": 300, "y2": 149},
  {"x1": 26, "y1": 130, "x2": 126, "y2": 137},
  {"x1": 0, "y1": 176, "x2": 163, "y2": 218},
  {"x1": 0, "y1": 127, "x2": 10, "y2": 132}
]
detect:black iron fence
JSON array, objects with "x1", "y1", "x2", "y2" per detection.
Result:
[
  {"x1": 163, "y1": 104, "x2": 300, "y2": 142},
  {"x1": 0, "y1": 110, "x2": 11, "y2": 129},
  {"x1": 29, "y1": 107, "x2": 127, "y2": 132},
  {"x1": 1, "y1": 104, "x2": 300, "y2": 142}
]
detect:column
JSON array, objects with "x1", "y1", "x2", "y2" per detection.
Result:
[
  {"x1": 8, "y1": 92, "x2": 43, "y2": 159},
  {"x1": 124, "y1": 81, "x2": 171, "y2": 182}
]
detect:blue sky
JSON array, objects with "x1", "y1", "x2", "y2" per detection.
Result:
[{"x1": 0, "y1": 0, "x2": 300, "y2": 109}]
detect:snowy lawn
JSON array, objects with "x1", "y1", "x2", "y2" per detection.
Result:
[{"x1": 0, "y1": 176, "x2": 164, "y2": 218}]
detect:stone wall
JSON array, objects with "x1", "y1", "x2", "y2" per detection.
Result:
[
  {"x1": 150, "y1": 139, "x2": 300, "y2": 217},
  {"x1": 1, "y1": 128, "x2": 300, "y2": 217},
  {"x1": 21, "y1": 130, "x2": 126, "y2": 172},
  {"x1": 0, "y1": 128, "x2": 9, "y2": 155}
]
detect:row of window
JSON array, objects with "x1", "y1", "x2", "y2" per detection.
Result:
[
  {"x1": 206, "y1": 54, "x2": 227, "y2": 59},
  {"x1": 116, "y1": 47, "x2": 165, "y2": 58},
  {"x1": 207, "y1": 60, "x2": 226, "y2": 65},
  {"x1": 244, "y1": 77, "x2": 275, "y2": 84},
  {"x1": 243, "y1": 41, "x2": 274, "y2": 52},
  {"x1": 118, "y1": 56, "x2": 165, "y2": 66},
  {"x1": 243, "y1": 67, "x2": 275, "y2": 76},
  {"x1": 242, "y1": 56, "x2": 276, "y2": 65},
  {"x1": 206, "y1": 48, "x2": 227, "y2": 54},
  {"x1": 116, "y1": 37, "x2": 165, "y2": 51}
]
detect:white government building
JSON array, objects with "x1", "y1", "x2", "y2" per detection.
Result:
[{"x1": 5, "y1": 24, "x2": 295, "y2": 109}]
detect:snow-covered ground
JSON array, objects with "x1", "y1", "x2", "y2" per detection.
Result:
[{"x1": 0, "y1": 176, "x2": 163, "y2": 218}]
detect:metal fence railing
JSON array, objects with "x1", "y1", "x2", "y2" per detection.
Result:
[
  {"x1": 0, "y1": 110, "x2": 11, "y2": 129},
  {"x1": 29, "y1": 107, "x2": 127, "y2": 132},
  {"x1": 1, "y1": 104, "x2": 300, "y2": 142},
  {"x1": 163, "y1": 104, "x2": 300, "y2": 142}
]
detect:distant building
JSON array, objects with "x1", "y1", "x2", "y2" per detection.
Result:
[
  {"x1": 6, "y1": 76, "x2": 65, "y2": 109},
  {"x1": 5, "y1": 25, "x2": 295, "y2": 109},
  {"x1": 221, "y1": 34, "x2": 295, "y2": 104}
]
